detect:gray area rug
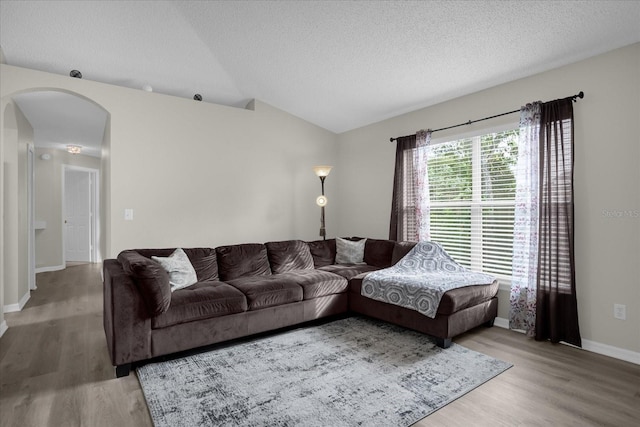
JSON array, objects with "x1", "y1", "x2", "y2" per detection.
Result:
[{"x1": 137, "y1": 316, "x2": 511, "y2": 427}]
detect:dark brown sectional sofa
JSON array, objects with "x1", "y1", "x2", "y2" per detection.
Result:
[{"x1": 103, "y1": 238, "x2": 498, "y2": 377}]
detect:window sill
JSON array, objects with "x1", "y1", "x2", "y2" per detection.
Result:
[{"x1": 495, "y1": 276, "x2": 511, "y2": 292}]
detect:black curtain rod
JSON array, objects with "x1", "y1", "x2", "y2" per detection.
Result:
[{"x1": 389, "y1": 91, "x2": 584, "y2": 142}]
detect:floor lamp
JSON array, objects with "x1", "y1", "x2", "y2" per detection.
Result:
[{"x1": 313, "y1": 165, "x2": 332, "y2": 240}]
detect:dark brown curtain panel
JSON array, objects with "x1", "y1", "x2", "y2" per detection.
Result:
[
  {"x1": 389, "y1": 135, "x2": 417, "y2": 241},
  {"x1": 535, "y1": 97, "x2": 581, "y2": 346}
]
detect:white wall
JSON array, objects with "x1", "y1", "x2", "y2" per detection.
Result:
[
  {"x1": 0, "y1": 101, "x2": 8, "y2": 334},
  {"x1": 16, "y1": 101, "x2": 30, "y2": 303},
  {"x1": 100, "y1": 115, "x2": 111, "y2": 260},
  {"x1": 109, "y1": 97, "x2": 338, "y2": 252},
  {"x1": 336, "y1": 43, "x2": 640, "y2": 355},
  {"x1": 1, "y1": 99, "x2": 32, "y2": 312},
  {"x1": 0, "y1": 63, "x2": 339, "y2": 260}
]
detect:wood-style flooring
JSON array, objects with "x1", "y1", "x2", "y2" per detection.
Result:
[{"x1": 1, "y1": 263, "x2": 639, "y2": 426}]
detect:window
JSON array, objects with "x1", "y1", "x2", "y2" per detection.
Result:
[{"x1": 416, "y1": 128, "x2": 519, "y2": 278}]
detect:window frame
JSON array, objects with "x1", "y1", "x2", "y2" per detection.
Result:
[{"x1": 426, "y1": 122, "x2": 519, "y2": 284}]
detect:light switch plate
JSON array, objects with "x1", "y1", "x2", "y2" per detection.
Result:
[
  {"x1": 614, "y1": 304, "x2": 626, "y2": 320},
  {"x1": 124, "y1": 209, "x2": 134, "y2": 221}
]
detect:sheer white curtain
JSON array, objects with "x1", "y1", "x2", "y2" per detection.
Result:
[
  {"x1": 414, "y1": 130, "x2": 432, "y2": 241},
  {"x1": 509, "y1": 102, "x2": 540, "y2": 337}
]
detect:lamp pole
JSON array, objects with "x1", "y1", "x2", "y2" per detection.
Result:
[
  {"x1": 319, "y1": 176, "x2": 326, "y2": 239},
  {"x1": 313, "y1": 166, "x2": 332, "y2": 240}
]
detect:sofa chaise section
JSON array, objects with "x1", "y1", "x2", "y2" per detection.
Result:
[{"x1": 349, "y1": 275, "x2": 499, "y2": 348}]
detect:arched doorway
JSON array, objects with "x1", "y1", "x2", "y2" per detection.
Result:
[{"x1": 1, "y1": 89, "x2": 109, "y2": 318}]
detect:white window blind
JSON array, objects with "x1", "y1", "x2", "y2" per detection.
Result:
[{"x1": 426, "y1": 129, "x2": 518, "y2": 278}]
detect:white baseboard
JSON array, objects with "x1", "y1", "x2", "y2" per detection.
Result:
[
  {"x1": 35, "y1": 264, "x2": 65, "y2": 273},
  {"x1": 0, "y1": 320, "x2": 7, "y2": 338},
  {"x1": 494, "y1": 316, "x2": 640, "y2": 365},
  {"x1": 581, "y1": 339, "x2": 640, "y2": 365},
  {"x1": 494, "y1": 316, "x2": 509, "y2": 329},
  {"x1": 4, "y1": 290, "x2": 31, "y2": 313}
]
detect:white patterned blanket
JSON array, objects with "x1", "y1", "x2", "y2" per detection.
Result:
[{"x1": 361, "y1": 242, "x2": 496, "y2": 318}]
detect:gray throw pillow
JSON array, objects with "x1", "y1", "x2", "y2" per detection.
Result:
[
  {"x1": 152, "y1": 248, "x2": 198, "y2": 292},
  {"x1": 335, "y1": 237, "x2": 367, "y2": 264}
]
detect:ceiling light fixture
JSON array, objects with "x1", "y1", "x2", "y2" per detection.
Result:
[
  {"x1": 67, "y1": 145, "x2": 82, "y2": 154},
  {"x1": 142, "y1": 84, "x2": 153, "y2": 92},
  {"x1": 69, "y1": 69, "x2": 82, "y2": 79}
]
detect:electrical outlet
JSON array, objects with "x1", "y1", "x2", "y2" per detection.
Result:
[{"x1": 613, "y1": 304, "x2": 626, "y2": 320}]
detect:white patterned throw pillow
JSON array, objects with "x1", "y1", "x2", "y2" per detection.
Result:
[
  {"x1": 152, "y1": 248, "x2": 198, "y2": 292},
  {"x1": 335, "y1": 237, "x2": 367, "y2": 264}
]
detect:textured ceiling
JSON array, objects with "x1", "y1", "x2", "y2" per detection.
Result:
[{"x1": 2, "y1": 0, "x2": 639, "y2": 155}]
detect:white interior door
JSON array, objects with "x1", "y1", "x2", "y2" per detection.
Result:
[{"x1": 65, "y1": 169, "x2": 92, "y2": 263}]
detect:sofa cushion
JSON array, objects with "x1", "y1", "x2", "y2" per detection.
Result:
[
  {"x1": 227, "y1": 276, "x2": 303, "y2": 310},
  {"x1": 356, "y1": 237, "x2": 396, "y2": 268},
  {"x1": 307, "y1": 239, "x2": 336, "y2": 267},
  {"x1": 216, "y1": 243, "x2": 272, "y2": 281},
  {"x1": 117, "y1": 250, "x2": 171, "y2": 316},
  {"x1": 391, "y1": 241, "x2": 417, "y2": 264},
  {"x1": 335, "y1": 237, "x2": 366, "y2": 264},
  {"x1": 349, "y1": 276, "x2": 499, "y2": 315},
  {"x1": 435, "y1": 281, "x2": 500, "y2": 314},
  {"x1": 151, "y1": 281, "x2": 248, "y2": 329},
  {"x1": 152, "y1": 248, "x2": 198, "y2": 292},
  {"x1": 317, "y1": 263, "x2": 380, "y2": 280},
  {"x1": 265, "y1": 240, "x2": 314, "y2": 273},
  {"x1": 307, "y1": 239, "x2": 336, "y2": 268},
  {"x1": 135, "y1": 248, "x2": 219, "y2": 281},
  {"x1": 277, "y1": 270, "x2": 348, "y2": 300}
]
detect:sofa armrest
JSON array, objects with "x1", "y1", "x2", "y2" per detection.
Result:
[{"x1": 103, "y1": 259, "x2": 152, "y2": 369}]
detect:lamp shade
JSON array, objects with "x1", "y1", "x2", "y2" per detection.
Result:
[
  {"x1": 313, "y1": 165, "x2": 332, "y2": 177},
  {"x1": 316, "y1": 195, "x2": 328, "y2": 207}
]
